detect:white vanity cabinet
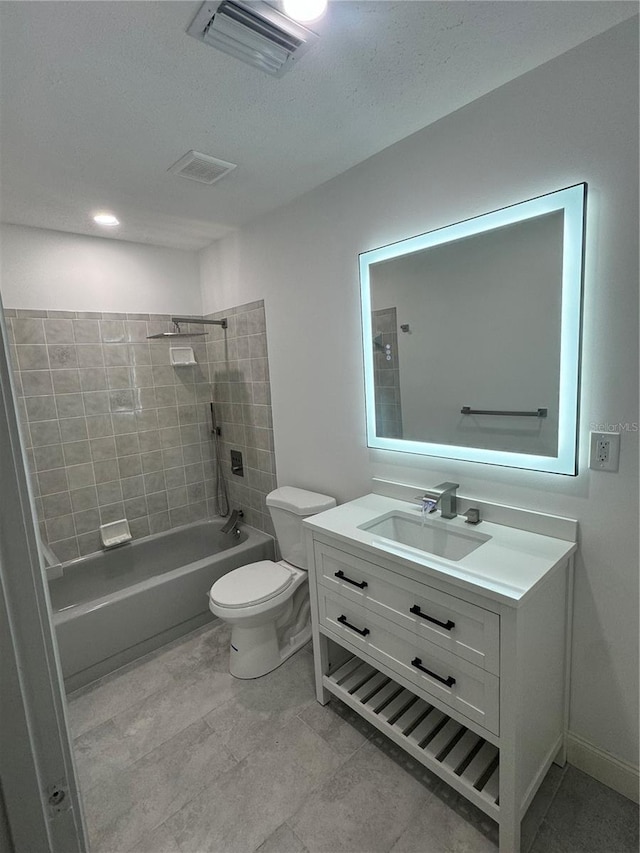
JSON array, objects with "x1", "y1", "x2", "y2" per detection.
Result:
[{"x1": 304, "y1": 495, "x2": 576, "y2": 853}]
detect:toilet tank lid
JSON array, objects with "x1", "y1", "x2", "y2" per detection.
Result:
[{"x1": 266, "y1": 486, "x2": 336, "y2": 515}]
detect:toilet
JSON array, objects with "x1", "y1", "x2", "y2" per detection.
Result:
[{"x1": 208, "y1": 487, "x2": 336, "y2": 679}]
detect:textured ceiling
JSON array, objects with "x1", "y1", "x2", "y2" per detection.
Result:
[{"x1": 0, "y1": 1, "x2": 636, "y2": 250}]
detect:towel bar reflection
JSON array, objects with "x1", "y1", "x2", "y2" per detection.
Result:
[{"x1": 461, "y1": 406, "x2": 548, "y2": 418}]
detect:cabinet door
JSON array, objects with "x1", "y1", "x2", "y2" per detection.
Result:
[
  {"x1": 315, "y1": 542, "x2": 500, "y2": 674},
  {"x1": 319, "y1": 587, "x2": 500, "y2": 735}
]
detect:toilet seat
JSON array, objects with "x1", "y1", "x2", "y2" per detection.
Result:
[{"x1": 209, "y1": 561, "x2": 293, "y2": 609}]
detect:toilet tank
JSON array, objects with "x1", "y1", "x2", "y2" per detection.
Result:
[{"x1": 266, "y1": 487, "x2": 336, "y2": 569}]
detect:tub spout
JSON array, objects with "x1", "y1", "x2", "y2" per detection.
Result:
[{"x1": 221, "y1": 509, "x2": 244, "y2": 536}]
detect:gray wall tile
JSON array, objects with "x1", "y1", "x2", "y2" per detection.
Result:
[
  {"x1": 86, "y1": 414, "x2": 114, "y2": 438},
  {"x1": 34, "y1": 444, "x2": 65, "y2": 471},
  {"x1": 74, "y1": 508, "x2": 101, "y2": 535},
  {"x1": 60, "y1": 417, "x2": 88, "y2": 443},
  {"x1": 30, "y1": 419, "x2": 62, "y2": 447},
  {"x1": 44, "y1": 318, "x2": 74, "y2": 344},
  {"x1": 90, "y1": 436, "x2": 117, "y2": 462},
  {"x1": 67, "y1": 463, "x2": 96, "y2": 491},
  {"x1": 48, "y1": 345, "x2": 78, "y2": 369},
  {"x1": 17, "y1": 345, "x2": 50, "y2": 371},
  {"x1": 80, "y1": 368, "x2": 108, "y2": 392},
  {"x1": 25, "y1": 395, "x2": 58, "y2": 422},
  {"x1": 97, "y1": 480, "x2": 124, "y2": 506},
  {"x1": 100, "y1": 502, "x2": 126, "y2": 524},
  {"x1": 77, "y1": 344, "x2": 105, "y2": 368},
  {"x1": 63, "y1": 441, "x2": 92, "y2": 466},
  {"x1": 73, "y1": 319, "x2": 101, "y2": 343},
  {"x1": 10, "y1": 302, "x2": 276, "y2": 558},
  {"x1": 122, "y1": 476, "x2": 145, "y2": 499},
  {"x1": 94, "y1": 459, "x2": 120, "y2": 484},
  {"x1": 45, "y1": 514, "x2": 76, "y2": 542},
  {"x1": 38, "y1": 468, "x2": 70, "y2": 496},
  {"x1": 83, "y1": 390, "x2": 110, "y2": 415},
  {"x1": 70, "y1": 486, "x2": 98, "y2": 513},
  {"x1": 42, "y1": 491, "x2": 73, "y2": 519},
  {"x1": 52, "y1": 369, "x2": 81, "y2": 394},
  {"x1": 56, "y1": 393, "x2": 85, "y2": 418},
  {"x1": 12, "y1": 318, "x2": 45, "y2": 344}
]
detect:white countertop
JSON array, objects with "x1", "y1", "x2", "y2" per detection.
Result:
[{"x1": 304, "y1": 493, "x2": 577, "y2": 607}]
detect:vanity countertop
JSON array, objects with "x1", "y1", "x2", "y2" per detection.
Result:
[{"x1": 304, "y1": 493, "x2": 577, "y2": 607}]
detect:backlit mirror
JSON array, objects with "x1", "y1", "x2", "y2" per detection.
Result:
[{"x1": 360, "y1": 184, "x2": 586, "y2": 474}]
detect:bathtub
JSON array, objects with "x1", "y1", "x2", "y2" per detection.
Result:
[{"x1": 48, "y1": 519, "x2": 274, "y2": 692}]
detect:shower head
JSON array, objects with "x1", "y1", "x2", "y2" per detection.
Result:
[
  {"x1": 146, "y1": 316, "x2": 227, "y2": 339},
  {"x1": 146, "y1": 325, "x2": 207, "y2": 339}
]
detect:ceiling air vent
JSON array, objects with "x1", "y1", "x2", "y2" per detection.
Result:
[
  {"x1": 187, "y1": 1, "x2": 319, "y2": 77},
  {"x1": 168, "y1": 150, "x2": 237, "y2": 185}
]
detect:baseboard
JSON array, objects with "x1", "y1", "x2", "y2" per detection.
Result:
[{"x1": 567, "y1": 732, "x2": 639, "y2": 803}]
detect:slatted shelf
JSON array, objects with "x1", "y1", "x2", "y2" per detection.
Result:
[{"x1": 325, "y1": 654, "x2": 500, "y2": 819}]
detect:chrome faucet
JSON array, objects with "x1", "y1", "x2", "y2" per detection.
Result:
[
  {"x1": 420, "y1": 482, "x2": 459, "y2": 519},
  {"x1": 221, "y1": 509, "x2": 244, "y2": 537}
]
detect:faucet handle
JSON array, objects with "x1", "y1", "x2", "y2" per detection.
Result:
[{"x1": 433, "y1": 481, "x2": 459, "y2": 493}]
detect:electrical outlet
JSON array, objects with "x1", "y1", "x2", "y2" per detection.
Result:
[{"x1": 589, "y1": 431, "x2": 620, "y2": 472}]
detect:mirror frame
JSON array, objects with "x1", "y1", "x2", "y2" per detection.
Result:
[{"x1": 359, "y1": 183, "x2": 587, "y2": 475}]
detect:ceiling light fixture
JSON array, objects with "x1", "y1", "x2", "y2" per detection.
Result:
[
  {"x1": 93, "y1": 212, "x2": 120, "y2": 226},
  {"x1": 282, "y1": 0, "x2": 327, "y2": 24}
]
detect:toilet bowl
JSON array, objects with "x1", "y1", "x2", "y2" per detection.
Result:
[{"x1": 208, "y1": 487, "x2": 336, "y2": 679}]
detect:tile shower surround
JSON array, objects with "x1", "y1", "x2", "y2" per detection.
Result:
[{"x1": 5, "y1": 302, "x2": 276, "y2": 562}]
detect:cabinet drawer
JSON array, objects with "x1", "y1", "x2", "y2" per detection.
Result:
[
  {"x1": 319, "y1": 587, "x2": 499, "y2": 735},
  {"x1": 315, "y1": 542, "x2": 500, "y2": 675}
]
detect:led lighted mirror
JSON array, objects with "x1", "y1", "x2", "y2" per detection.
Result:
[{"x1": 360, "y1": 184, "x2": 586, "y2": 475}]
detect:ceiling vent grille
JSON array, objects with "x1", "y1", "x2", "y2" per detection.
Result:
[
  {"x1": 168, "y1": 150, "x2": 237, "y2": 185},
  {"x1": 187, "y1": 1, "x2": 319, "y2": 77}
]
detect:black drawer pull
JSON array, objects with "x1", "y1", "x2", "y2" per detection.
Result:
[
  {"x1": 411, "y1": 657, "x2": 456, "y2": 688},
  {"x1": 335, "y1": 570, "x2": 368, "y2": 589},
  {"x1": 337, "y1": 614, "x2": 370, "y2": 636},
  {"x1": 410, "y1": 605, "x2": 455, "y2": 631}
]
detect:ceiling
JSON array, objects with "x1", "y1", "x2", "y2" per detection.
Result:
[{"x1": 0, "y1": 1, "x2": 636, "y2": 251}]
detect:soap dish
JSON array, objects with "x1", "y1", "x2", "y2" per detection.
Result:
[
  {"x1": 170, "y1": 346, "x2": 197, "y2": 366},
  {"x1": 100, "y1": 519, "x2": 132, "y2": 549}
]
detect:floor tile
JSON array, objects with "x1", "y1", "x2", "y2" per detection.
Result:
[
  {"x1": 528, "y1": 820, "x2": 570, "y2": 853},
  {"x1": 128, "y1": 822, "x2": 183, "y2": 853},
  {"x1": 67, "y1": 655, "x2": 174, "y2": 737},
  {"x1": 390, "y1": 785, "x2": 498, "y2": 852},
  {"x1": 297, "y1": 698, "x2": 373, "y2": 759},
  {"x1": 155, "y1": 620, "x2": 232, "y2": 676},
  {"x1": 111, "y1": 659, "x2": 245, "y2": 761},
  {"x1": 73, "y1": 718, "x2": 135, "y2": 792},
  {"x1": 521, "y1": 764, "x2": 566, "y2": 853},
  {"x1": 203, "y1": 650, "x2": 317, "y2": 761},
  {"x1": 289, "y1": 738, "x2": 433, "y2": 853},
  {"x1": 82, "y1": 718, "x2": 237, "y2": 853},
  {"x1": 165, "y1": 715, "x2": 343, "y2": 853},
  {"x1": 255, "y1": 822, "x2": 309, "y2": 853},
  {"x1": 542, "y1": 765, "x2": 639, "y2": 853},
  {"x1": 68, "y1": 624, "x2": 638, "y2": 853}
]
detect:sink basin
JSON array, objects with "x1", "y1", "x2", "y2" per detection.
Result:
[{"x1": 358, "y1": 511, "x2": 491, "y2": 561}]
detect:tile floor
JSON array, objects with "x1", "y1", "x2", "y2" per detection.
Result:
[{"x1": 67, "y1": 621, "x2": 639, "y2": 853}]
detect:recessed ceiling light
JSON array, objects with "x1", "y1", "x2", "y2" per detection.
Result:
[
  {"x1": 282, "y1": 0, "x2": 327, "y2": 24},
  {"x1": 93, "y1": 212, "x2": 120, "y2": 226}
]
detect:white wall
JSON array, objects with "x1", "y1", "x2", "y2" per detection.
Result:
[
  {"x1": 200, "y1": 20, "x2": 639, "y2": 772},
  {"x1": 0, "y1": 224, "x2": 202, "y2": 315}
]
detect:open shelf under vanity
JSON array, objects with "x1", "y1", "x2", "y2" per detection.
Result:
[{"x1": 325, "y1": 653, "x2": 500, "y2": 820}]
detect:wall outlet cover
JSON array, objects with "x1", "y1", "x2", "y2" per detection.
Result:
[{"x1": 589, "y1": 431, "x2": 620, "y2": 472}]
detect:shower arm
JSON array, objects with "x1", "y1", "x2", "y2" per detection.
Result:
[{"x1": 171, "y1": 316, "x2": 227, "y2": 330}]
